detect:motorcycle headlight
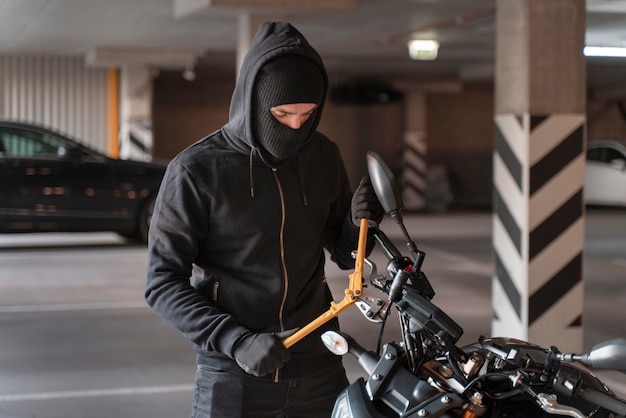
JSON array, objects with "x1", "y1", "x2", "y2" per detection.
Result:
[{"x1": 331, "y1": 391, "x2": 353, "y2": 418}]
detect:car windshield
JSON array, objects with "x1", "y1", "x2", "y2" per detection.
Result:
[
  {"x1": 0, "y1": 127, "x2": 79, "y2": 157},
  {"x1": 587, "y1": 146, "x2": 625, "y2": 164}
]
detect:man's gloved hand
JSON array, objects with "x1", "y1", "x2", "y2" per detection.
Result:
[
  {"x1": 351, "y1": 175, "x2": 385, "y2": 226},
  {"x1": 232, "y1": 329, "x2": 295, "y2": 377}
]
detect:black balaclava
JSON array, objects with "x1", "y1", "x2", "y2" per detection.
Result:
[{"x1": 252, "y1": 54, "x2": 325, "y2": 162}]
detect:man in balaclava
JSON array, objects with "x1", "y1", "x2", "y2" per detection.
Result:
[
  {"x1": 146, "y1": 21, "x2": 384, "y2": 417},
  {"x1": 252, "y1": 54, "x2": 325, "y2": 162}
]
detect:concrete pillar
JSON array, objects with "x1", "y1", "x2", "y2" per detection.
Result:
[
  {"x1": 0, "y1": 68, "x2": 4, "y2": 116},
  {"x1": 236, "y1": 14, "x2": 286, "y2": 79},
  {"x1": 119, "y1": 66, "x2": 154, "y2": 161},
  {"x1": 492, "y1": 0, "x2": 587, "y2": 352},
  {"x1": 236, "y1": 14, "x2": 255, "y2": 79},
  {"x1": 394, "y1": 81, "x2": 461, "y2": 212},
  {"x1": 402, "y1": 91, "x2": 428, "y2": 211}
]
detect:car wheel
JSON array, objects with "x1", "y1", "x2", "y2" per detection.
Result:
[{"x1": 138, "y1": 194, "x2": 156, "y2": 244}]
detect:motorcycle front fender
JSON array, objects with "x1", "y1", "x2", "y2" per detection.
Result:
[{"x1": 332, "y1": 378, "x2": 461, "y2": 418}]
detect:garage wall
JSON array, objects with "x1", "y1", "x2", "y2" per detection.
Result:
[
  {"x1": 588, "y1": 100, "x2": 626, "y2": 140},
  {"x1": 152, "y1": 68, "x2": 404, "y2": 189},
  {"x1": 152, "y1": 68, "x2": 233, "y2": 159},
  {"x1": 318, "y1": 99, "x2": 404, "y2": 188},
  {"x1": 0, "y1": 54, "x2": 109, "y2": 153},
  {"x1": 5, "y1": 56, "x2": 619, "y2": 209},
  {"x1": 152, "y1": 68, "x2": 626, "y2": 209},
  {"x1": 427, "y1": 84, "x2": 495, "y2": 209}
]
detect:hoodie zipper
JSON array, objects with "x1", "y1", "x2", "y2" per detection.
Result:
[{"x1": 272, "y1": 167, "x2": 288, "y2": 383}]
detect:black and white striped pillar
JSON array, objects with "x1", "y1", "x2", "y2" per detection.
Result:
[
  {"x1": 119, "y1": 67, "x2": 154, "y2": 162},
  {"x1": 493, "y1": 0, "x2": 586, "y2": 352},
  {"x1": 400, "y1": 90, "x2": 427, "y2": 211},
  {"x1": 492, "y1": 113, "x2": 585, "y2": 350},
  {"x1": 402, "y1": 130, "x2": 427, "y2": 210},
  {"x1": 120, "y1": 120, "x2": 153, "y2": 161}
]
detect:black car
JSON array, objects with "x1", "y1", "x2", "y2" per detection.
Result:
[{"x1": 0, "y1": 120, "x2": 167, "y2": 242}]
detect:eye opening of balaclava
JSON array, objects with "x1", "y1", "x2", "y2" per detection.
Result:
[{"x1": 252, "y1": 54, "x2": 325, "y2": 162}]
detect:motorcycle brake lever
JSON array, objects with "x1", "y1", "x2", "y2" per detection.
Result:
[
  {"x1": 363, "y1": 258, "x2": 391, "y2": 292},
  {"x1": 354, "y1": 257, "x2": 390, "y2": 322},
  {"x1": 536, "y1": 393, "x2": 585, "y2": 418}
]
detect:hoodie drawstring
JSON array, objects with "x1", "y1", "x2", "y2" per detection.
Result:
[
  {"x1": 248, "y1": 150, "x2": 308, "y2": 206},
  {"x1": 296, "y1": 153, "x2": 308, "y2": 206},
  {"x1": 249, "y1": 151, "x2": 256, "y2": 198}
]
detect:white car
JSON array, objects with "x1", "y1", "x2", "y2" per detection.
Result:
[{"x1": 585, "y1": 140, "x2": 626, "y2": 207}]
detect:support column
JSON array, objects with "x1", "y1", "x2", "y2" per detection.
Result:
[
  {"x1": 236, "y1": 14, "x2": 287, "y2": 79},
  {"x1": 119, "y1": 66, "x2": 154, "y2": 161},
  {"x1": 492, "y1": 0, "x2": 587, "y2": 351},
  {"x1": 402, "y1": 91, "x2": 428, "y2": 211},
  {"x1": 0, "y1": 62, "x2": 5, "y2": 116},
  {"x1": 107, "y1": 68, "x2": 120, "y2": 159}
]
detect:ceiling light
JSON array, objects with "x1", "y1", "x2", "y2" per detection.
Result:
[
  {"x1": 407, "y1": 40, "x2": 440, "y2": 60},
  {"x1": 583, "y1": 46, "x2": 626, "y2": 57},
  {"x1": 86, "y1": 47, "x2": 198, "y2": 68},
  {"x1": 182, "y1": 65, "x2": 196, "y2": 81}
]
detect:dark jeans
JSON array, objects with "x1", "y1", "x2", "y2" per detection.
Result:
[{"x1": 190, "y1": 362, "x2": 349, "y2": 418}]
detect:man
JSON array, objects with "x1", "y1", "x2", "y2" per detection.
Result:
[{"x1": 145, "y1": 21, "x2": 384, "y2": 417}]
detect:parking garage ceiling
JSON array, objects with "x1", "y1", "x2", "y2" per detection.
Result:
[{"x1": 1, "y1": 0, "x2": 626, "y2": 98}]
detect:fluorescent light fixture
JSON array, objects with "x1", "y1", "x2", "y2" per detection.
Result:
[
  {"x1": 86, "y1": 47, "x2": 198, "y2": 68},
  {"x1": 583, "y1": 46, "x2": 626, "y2": 57},
  {"x1": 407, "y1": 40, "x2": 440, "y2": 60}
]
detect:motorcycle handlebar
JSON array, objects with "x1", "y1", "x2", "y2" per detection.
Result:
[
  {"x1": 580, "y1": 386, "x2": 626, "y2": 416},
  {"x1": 373, "y1": 228, "x2": 402, "y2": 260},
  {"x1": 341, "y1": 332, "x2": 380, "y2": 376},
  {"x1": 389, "y1": 269, "x2": 411, "y2": 303}
]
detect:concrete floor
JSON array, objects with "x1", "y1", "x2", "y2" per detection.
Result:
[{"x1": 0, "y1": 210, "x2": 624, "y2": 417}]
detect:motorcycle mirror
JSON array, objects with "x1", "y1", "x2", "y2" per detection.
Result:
[
  {"x1": 366, "y1": 151, "x2": 422, "y2": 263},
  {"x1": 578, "y1": 338, "x2": 626, "y2": 371},
  {"x1": 366, "y1": 151, "x2": 404, "y2": 216}
]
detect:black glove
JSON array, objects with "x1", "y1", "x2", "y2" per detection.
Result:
[
  {"x1": 232, "y1": 329, "x2": 295, "y2": 377},
  {"x1": 351, "y1": 175, "x2": 384, "y2": 226}
]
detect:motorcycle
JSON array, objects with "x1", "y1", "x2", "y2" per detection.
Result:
[{"x1": 315, "y1": 151, "x2": 626, "y2": 417}]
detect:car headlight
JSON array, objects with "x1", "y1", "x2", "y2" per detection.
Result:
[{"x1": 331, "y1": 391, "x2": 353, "y2": 418}]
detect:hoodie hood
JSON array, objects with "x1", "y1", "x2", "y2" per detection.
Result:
[{"x1": 222, "y1": 22, "x2": 329, "y2": 160}]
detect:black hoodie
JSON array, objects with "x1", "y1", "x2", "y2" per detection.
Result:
[{"x1": 145, "y1": 22, "x2": 367, "y2": 381}]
